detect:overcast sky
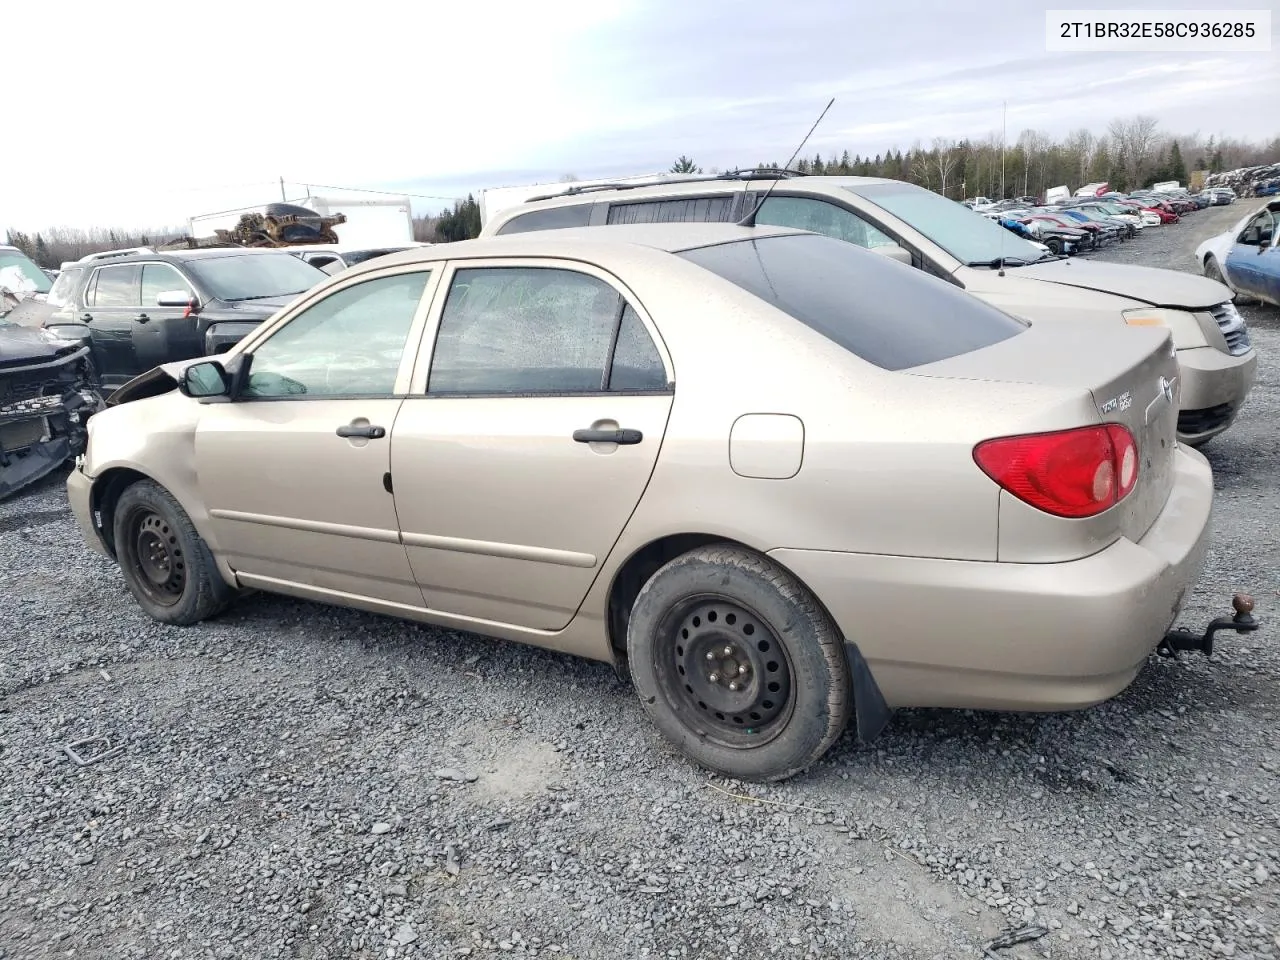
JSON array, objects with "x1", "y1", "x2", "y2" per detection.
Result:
[{"x1": 3, "y1": 0, "x2": 1276, "y2": 233}]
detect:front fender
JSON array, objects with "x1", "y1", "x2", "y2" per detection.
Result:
[{"x1": 81, "y1": 391, "x2": 223, "y2": 558}]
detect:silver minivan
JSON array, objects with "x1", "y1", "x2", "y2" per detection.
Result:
[{"x1": 481, "y1": 174, "x2": 1257, "y2": 446}]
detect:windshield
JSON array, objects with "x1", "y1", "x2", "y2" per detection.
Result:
[
  {"x1": 845, "y1": 182, "x2": 1048, "y2": 267},
  {"x1": 0, "y1": 249, "x2": 52, "y2": 295},
  {"x1": 184, "y1": 253, "x2": 327, "y2": 301}
]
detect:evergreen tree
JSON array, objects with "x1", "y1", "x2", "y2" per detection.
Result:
[{"x1": 1169, "y1": 141, "x2": 1187, "y2": 182}]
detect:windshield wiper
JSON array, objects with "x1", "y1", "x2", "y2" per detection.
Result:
[
  {"x1": 227, "y1": 293, "x2": 298, "y2": 302},
  {"x1": 966, "y1": 257, "x2": 1034, "y2": 269}
]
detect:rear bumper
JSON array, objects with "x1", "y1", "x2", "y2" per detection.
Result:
[
  {"x1": 768, "y1": 445, "x2": 1214, "y2": 712},
  {"x1": 1176, "y1": 345, "x2": 1257, "y2": 444}
]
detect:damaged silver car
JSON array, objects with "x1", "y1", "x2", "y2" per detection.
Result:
[{"x1": 1, "y1": 246, "x2": 104, "y2": 499}]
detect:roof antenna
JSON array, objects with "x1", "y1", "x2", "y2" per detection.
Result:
[
  {"x1": 738, "y1": 97, "x2": 835, "y2": 227},
  {"x1": 998, "y1": 99, "x2": 1007, "y2": 277}
]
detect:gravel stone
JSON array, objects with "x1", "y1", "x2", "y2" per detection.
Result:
[{"x1": 0, "y1": 202, "x2": 1276, "y2": 958}]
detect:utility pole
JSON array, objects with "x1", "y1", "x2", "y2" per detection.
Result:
[
  {"x1": 280, "y1": 176, "x2": 286, "y2": 201},
  {"x1": 1000, "y1": 101, "x2": 1007, "y2": 201}
]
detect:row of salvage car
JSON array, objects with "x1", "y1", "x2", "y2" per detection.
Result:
[
  {"x1": 2, "y1": 170, "x2": 1269, "y2": 781},
  {"x1": 973, "y1": 185, "x2": 1233, "y2": 257}
]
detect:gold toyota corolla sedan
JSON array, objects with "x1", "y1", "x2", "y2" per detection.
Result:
[{"x1": 65, "y1": 222, "x2": 1254, "y2": 782}]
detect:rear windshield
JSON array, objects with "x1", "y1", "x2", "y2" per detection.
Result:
[
  {"x1": 678, "y1": 233, "x2": 1026, "y2": 371},
  {"x1": 184, "y1": 253, "x2": 327, "y2": 301}
]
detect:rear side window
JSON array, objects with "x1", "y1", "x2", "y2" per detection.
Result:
[
  {"x1": 426, "y1": 266, "x2": 668, "y2": 395},
  {"x1": 606, "y1": 196, "x2": 736, "y2": 225},
  {"x1": 90, "y1": 264, "x2": 141, "y2": 307},
  {"x1": 496, "y1": 205, "x2": 594, "y2": 235},
  {"x1": 678, "y1": 233, "x2": 1026, "y2": 371}
]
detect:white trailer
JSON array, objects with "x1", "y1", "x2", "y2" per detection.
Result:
[{"x1": 188, "y1": 194, "x2": 414, "y2": 246}]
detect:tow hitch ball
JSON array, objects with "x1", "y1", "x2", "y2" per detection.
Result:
[{"x1": 1159, "y1": 594, "x2": 1259, "y2": 659}]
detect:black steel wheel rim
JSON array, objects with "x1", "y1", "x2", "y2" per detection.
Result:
[
  {"x1": 128, "y1": 508, "x2": 187, "y2": 606},
  {"x1": 654, "y1": 595, "x2": 795, "y2": 749}
]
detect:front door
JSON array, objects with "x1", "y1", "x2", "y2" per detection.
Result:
[
  {"x1": 136, "y1": 261, "x2": 204, "y2": 370},
  {"x1": 1225, "y1": 208, "x2": 1277, "y2": 301},
  {"x1": 389, "y1": 262, "x2": 675, "y2": 631},
  {"x1": 194, "y1": 267, "x2": 437, "y2": 606}
]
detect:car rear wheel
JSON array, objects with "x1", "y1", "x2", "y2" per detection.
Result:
[
  {"x1": 626, "y1": 544, "x2": 852, "y2": 782},
  {"x1": 113, "y1": 479, "x2": 235, "y2": 625}
]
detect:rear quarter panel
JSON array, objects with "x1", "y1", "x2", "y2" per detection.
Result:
[{"x1": 590, "y1": 256, "x2": 1090, "y2": 570}]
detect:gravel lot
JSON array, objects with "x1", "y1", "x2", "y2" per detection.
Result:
[{"x1": 2, "y1": 201, "x2": 1277, "y2": 960}]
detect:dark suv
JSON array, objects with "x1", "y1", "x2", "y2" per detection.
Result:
[{"x1": 43, "y1": 248, "x2": 328, "y2": 389}]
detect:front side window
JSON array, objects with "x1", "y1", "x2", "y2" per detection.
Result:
[
  {"x1": 141, "y1": 263, "x2": 194, "y2": 305},
  {"x1": 757, "y1": 196, "x2": 897, "y2": 249},
  {"x1": 241, "y1": 271, "x2": 430, "y2": 399},
  {"x1": 426, "y1": 266, "x2": 667, "y2": 395},
  {"x1": 1239, "y1": 210, "x2": 1275, "y2": 246},
  {"x1": 91, "y1": 264, "x2": 141, "y2": 307}
]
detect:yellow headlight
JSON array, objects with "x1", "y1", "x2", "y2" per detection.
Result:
[{"x1": 1121, "y1": 308, "x2": 1206, "y2": 348}]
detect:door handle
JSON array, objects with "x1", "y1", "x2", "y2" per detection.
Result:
[
  {"x1": 80, "y1": 313, "x2": 93, "y2": 323},
  {"x1": 337, "y1": 423, "x2": 386, "y2": 439},
  {"x1": 136, "y1": 313, "x2": 151, "y2": 324},
  {"x1": 573, "y1": 427, "x2": 643, "y2": 445}
]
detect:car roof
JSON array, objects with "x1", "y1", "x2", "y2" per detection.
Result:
[
  {"x1": 485, "y1": 174, "x2": 899, "y2": 224},
  {"x1": 76, "y1": 247, "x2": 313, "y2": 267},
  {"x1": 346, "y1": 222, "x2": 809, "y2": 277}
]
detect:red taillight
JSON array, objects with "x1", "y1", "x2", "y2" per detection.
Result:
[{"x1": 973, "y1": 424, "x2": 1139, "y2": 519}]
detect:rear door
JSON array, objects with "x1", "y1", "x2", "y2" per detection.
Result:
[
  {"x1": 388, "y1": 259, "x2": 675, "y2": 631},
  {"x1": 82, "y1": 263, "x2": 143, "y2": 385}
]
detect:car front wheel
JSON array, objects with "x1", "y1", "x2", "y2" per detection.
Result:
[
  {"x1": 113, "y1": 479, "x2": 236, "y2": 625},
  {"x1": 1204, "y1": 255, "x2": 1227, "y2": 284},
  {"x1": 626, "y1": 544, "x2": 853, "y2": 782}
]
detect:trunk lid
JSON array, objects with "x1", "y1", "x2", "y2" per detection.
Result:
[{"x1": 907, "y1": 321, "x2": 1180, "y2": 544}]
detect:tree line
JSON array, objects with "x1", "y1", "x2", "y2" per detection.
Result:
[{"x1": 8, "y1": 115, "x2": 1277, "y2": 262}]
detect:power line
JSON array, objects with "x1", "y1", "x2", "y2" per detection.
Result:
[{"x1": 291, "y1": 181, "x2": 460, "y2": 201}]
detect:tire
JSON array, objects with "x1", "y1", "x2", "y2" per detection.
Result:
[
  {"x1": 1046, "y1": 238, "x2": 1062, "y2": 256},
  {"x1": 626, "y1": 543, "x2": 853, "y2": 782},
  {"x1": 1204, "y1": 255, "x2": 1226, "y2": 284},
  {"x1": 112, "y1": 479, "x2": 235, "y2": 625}
]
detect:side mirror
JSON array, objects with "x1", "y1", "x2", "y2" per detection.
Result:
[
  {"x1": 178, "y1": 360, "x2": 230, "y2": 398},
  {"x1": 157, "y1": 289, "x2": 199, "y2": 309},
  {"x1": 873, "y1": 244, "x2": 912, "y2": 266}
]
